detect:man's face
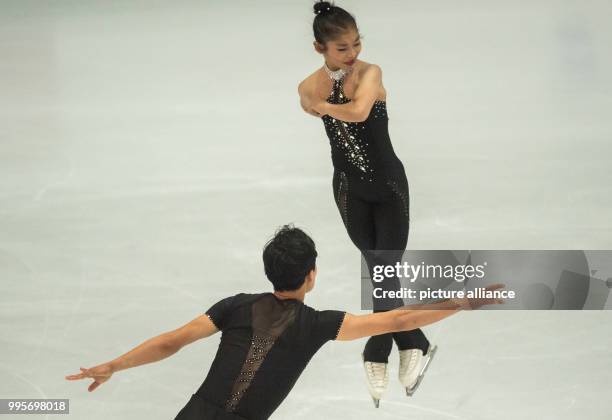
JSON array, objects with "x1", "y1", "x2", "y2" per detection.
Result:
[{"x1": 305, "y1": 267, "x2": 317, "y2": 293}]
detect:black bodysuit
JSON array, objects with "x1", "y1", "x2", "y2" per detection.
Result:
[
  {"x1": 174, "y1": 293, "x2": 345, "y2": 420},
  {"x1": 321, "y1": 75, "x2": 429, "y2": 362}
]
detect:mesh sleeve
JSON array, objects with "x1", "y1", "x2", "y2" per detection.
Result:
[{"x1": 205, "y1": 295, "x2": 235, "y2": 330}]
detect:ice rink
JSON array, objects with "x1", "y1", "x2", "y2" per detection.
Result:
[{"x1": 1, "y1": 1, "x2": 611, "y2": 419}]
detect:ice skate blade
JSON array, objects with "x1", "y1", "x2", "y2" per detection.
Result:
[
  {"x1": 405, "y1": 345, "x2": 438, "y2": 397},
  {"x1": 372, "y1": 397, "x2": 380, "y2": 408}
]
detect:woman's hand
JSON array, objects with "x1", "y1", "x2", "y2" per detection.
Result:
[
  {"x1": 300, "y1": 93, "x2": 326, "y2": 117},
  {"x1": 310, "y1": 99, "x2": 329, "y2": 117},
  {"x1": 65, "y1": 363, "x2": 114, "y2": 392}
]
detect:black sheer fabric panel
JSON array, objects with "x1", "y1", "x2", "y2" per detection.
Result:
[{"x1": 187, "y1": 293, "x2": 344, "y2": 420}]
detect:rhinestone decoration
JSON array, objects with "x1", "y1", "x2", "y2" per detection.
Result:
[
  {"x1": 205, "y1": 313, "x2": 220, "y2": 329},
  {"x1": 322, "y1": 76, "x2": 388, "y2": 182},
  {"x1": 224, "y1": 334, "x2": 276, "y2": 412},
  {"x1": 324, "y1": 61, "x2": 352, "y2": 81},
  {"x1": 387, "y1": 180, "x2": 410, "y2": 218},
  {"x1": 334, "y1": 312, "x2": 347, "y2": 340},
  {"x1": 334, "y1": 171, "x2": 350, "y2": 229}
]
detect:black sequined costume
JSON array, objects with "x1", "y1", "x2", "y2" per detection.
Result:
[
  {"x1": 174, "y1": 293, "x2": 345, "y2": 420},
  {"x1": 321, "y1": 74, "x2": 429, "y2": 362}
]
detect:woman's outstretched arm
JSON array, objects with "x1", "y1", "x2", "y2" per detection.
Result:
[{"x1": 65, "y1": 314, "x2": 218, "y2": 392}]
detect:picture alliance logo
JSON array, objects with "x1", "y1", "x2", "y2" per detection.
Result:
[{"x1": 371, "y1": 261, "x2": 488, "y2": 283}]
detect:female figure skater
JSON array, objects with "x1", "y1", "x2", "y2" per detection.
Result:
[{"x1": 298, "y1": 1, "x2": 435, "y2": 406}]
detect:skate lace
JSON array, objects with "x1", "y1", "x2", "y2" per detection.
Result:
[
  {"x1": 366, "y1": 362, "x2": 387, "y2": 385},
  {"x1": 399, "y1": 349, "x2": 420, "y2": 373}
]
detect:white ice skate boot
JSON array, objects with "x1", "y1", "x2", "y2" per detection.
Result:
[
  {"x1": 362, "y1": 354, "x2": 389, "y2": 408},
  {"x1": 399, "y1": 345, "x2": 438, "y2": 396}
]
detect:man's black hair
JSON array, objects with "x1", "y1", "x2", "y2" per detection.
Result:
[{"x1": 263, "y1": 224, "x2": 317, "y2": 291}]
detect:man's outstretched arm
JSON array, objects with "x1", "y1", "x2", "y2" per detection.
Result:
[
  {"x1": 65, "y1": 314, "x2": 218, "y2": 392},
  {"x1": 336, "y1": 283, "x2": 505, "y2": 341},
  {"x1": 336, "y1": 307, "x2": 459, "y2": 342}
]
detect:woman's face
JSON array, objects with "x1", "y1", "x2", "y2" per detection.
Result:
[{"x1": 319, "y1": 28, "x2": 362, "y2": 70}]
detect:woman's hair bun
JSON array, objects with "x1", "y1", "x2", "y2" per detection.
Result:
[{"x1": 313, "y1": 1, "x2": 333, "y2": 16}]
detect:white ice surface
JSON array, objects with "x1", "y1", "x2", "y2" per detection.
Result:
[{"x1": 1, "y1": 1, "x2": 611, "y2": 419}]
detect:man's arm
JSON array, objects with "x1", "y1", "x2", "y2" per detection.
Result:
[
  {"x1": 336, "y1": 283, "x2": 505, "y2": 341},
  {"x1": 336, "y1": 307, "x2": 459, "y2": 341},
  {"x1": 65, "y1": 315, "x2": 218, "y2": 392},
  {"x1": 111, "y1": 314, "x2": 219, "y2": 371}
]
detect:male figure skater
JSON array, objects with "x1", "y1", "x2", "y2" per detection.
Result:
[{"x1": 66, "y1": 225, "x2": 503, "y2": 419}]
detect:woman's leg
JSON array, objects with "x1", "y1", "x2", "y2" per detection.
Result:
[
  {"x1": 333, "y1": 171, "x2": 394, "y2": 362},
  {"x1": 371, "y1": 178, "x2": 429, "y2": 354}
]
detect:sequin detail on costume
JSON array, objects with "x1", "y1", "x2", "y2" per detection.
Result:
[
  {"x1": 333, "y1": 312, "x2": 347, "y2": 340},
  {"x1": 322, "y1": 76, "x2": 388, "y2": 182},
  {"x1": 224, "y1": 335, "x2": 275, "y2": 412},
  {"x1": 224, "y1": 296, "x2": 297, "y2": 413},
  {"x1": 387, "y1": 179, "x2": 410, "y2": 219},
  {"x1": 334, "y1": 171, "x2": 350, "y2": 229}
]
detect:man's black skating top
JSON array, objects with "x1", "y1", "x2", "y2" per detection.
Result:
[{"x1": 195, "y1": 293, "x2": 345, "y2": 420}]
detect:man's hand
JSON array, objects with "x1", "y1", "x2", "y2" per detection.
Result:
[
  {"x1": 65, "y1": 363, "x2": 114, "y2": 392},
  {"x1": 451, "y1": 283, "x2": 506, "y2": 310},
  {"x1": 65, "y1": 314, "x2": 218, "y2": 393}
]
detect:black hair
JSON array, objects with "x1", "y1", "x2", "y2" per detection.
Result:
[
  {"x1": 263, "y1": 224, "x2": 318, "y2": 291},
  {"x1": 312, "y1": 1, "x2": 358, "y2": 45}
]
